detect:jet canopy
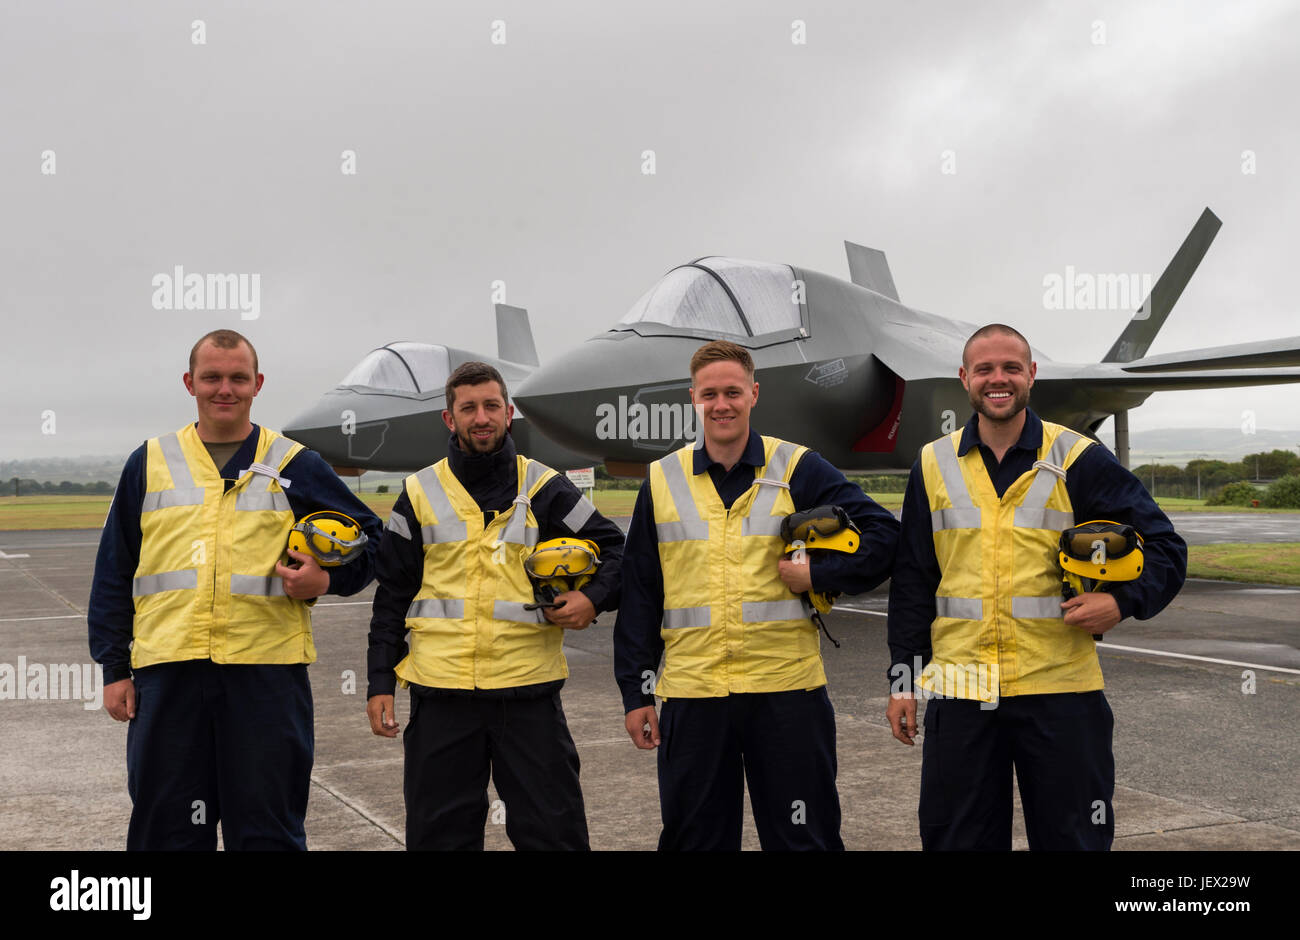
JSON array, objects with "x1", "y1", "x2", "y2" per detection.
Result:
[
  {"x1": 338, "y1": 343, "x2": 451, "y2": 396},
  {"x1": 616, "y1": 257, "x2": 806, "y2": 345}
]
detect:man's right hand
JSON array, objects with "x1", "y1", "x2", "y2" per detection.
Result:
[
  {"x1": 104, "y1": 678, "x2": 136, "y2": 722},
  {"x1": 886, "y1": 692, "x2": 917, "y2": 746},
  {"x1": 625, "y1": 705, "x2": 660, "y2": 750},
  {"x1": 367, "y1": 694, "x2": 400, "y2": 737}
]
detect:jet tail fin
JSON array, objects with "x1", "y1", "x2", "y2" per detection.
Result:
[
  {"x1": 496, "y1": 304, "x2": 539, "y2": 366},
  {"x1": 844, "y1": 242, "x2": 899, "y2": 302},
  {"x1": 1102, "y1": 207, "x2": 1221, "y2": 363}
]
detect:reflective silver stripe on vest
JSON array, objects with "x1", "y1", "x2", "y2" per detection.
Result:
[
  {"x1": 407, "y1": 597, "x2": 466, "y2": 619},
  {"x1": 742, "y1": 442, "x2": 799, "y2": 537},
  {"x1": 500, "y1": 461, "x2": 550, "y2": 547},
  {"x1": 931, "y1": 507, "x2": 984, "y2": 530},
  {"x1": 385, "y1": 512, "x2": 411, "y2": 540},
  {"x1": 1013, "y1": 507, "x2": 1075, "y2": 531},
  {"x1": 414, "y1": 465, "x2": 468, "y2": 543},
  {"x1": 742, "y1": 599, "x2": 808, "y2": 623},
  {"x1": 656, "y1": 455, "x2": 707, "y2": 543},
  {"x1": 230, "y1": 574, "x2": 287, "y2": 597},
  {"x1": 562, "y1": 495, "x2": 595, "y2": 533},
  {"x1": 234, "y1": 491, "x2": 291, "y2": 513},
  {"x1": 657, "y1": 520, "x2": 711, "y2": 542},
  {"x1": 1011, "y1": 595, "x2": 1065, "y2": 619},
  {"x1": 132, "y1": 569, "x2": 197, "y2": 597},
  {"x1": 236, "y1": 436, "x2": 297, "y2": 511},
  {"x1": 662, "y1": 606, "x2": 711, "y2": 629},
  {"x1": 931, "y1": 436, "x2": 980, "y2": 529},
  {"x1": 143, "y1": 433, "x2": 205, "y2": 512},
  {"x1": 1014, "y1": 430, "x2": 1083, "y2": 529},
  {"x1": 935, "y1": 596, "x2": 983, "y2": 620},
  {"x1": 142, "y1": 487, "x2": 208, "y2": 512},
  {"x1": 494, "y1": 600, "x2": 543, "y2": 623}
]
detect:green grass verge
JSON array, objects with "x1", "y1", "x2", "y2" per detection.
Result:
[
  {"x1": 1155, "y1": 496, "x2": 1297, "y2": 513},
  {"x1": 0, "y1": 495, "x2": 115, "y2": 530},
  {"x1": 1187, "y1": 543, "x2": 1300, "y2": 586}
]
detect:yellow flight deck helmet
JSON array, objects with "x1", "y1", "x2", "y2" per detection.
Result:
[
  {"x1": 779, "y1": 505, "x2": 862, "y2": 648},
  {"x1": 1059, "y1": 520, "x2": 1144, "y2": 641},
  {"x1": 286, "y1": 510, "x2": 369, "y2": 567},
  {"x1": 1059, "y1": 520, "x2": 1144, "y2": 587},
  {"x1": 523, "y1": 538, "x2": 600, "y2": 612}
]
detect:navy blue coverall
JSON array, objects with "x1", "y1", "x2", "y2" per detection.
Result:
[{"x1": 89, "y1": 424, "x2": 381, "y2": 850}]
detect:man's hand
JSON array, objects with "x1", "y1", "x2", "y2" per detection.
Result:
[
  {"x1": 1061, "y1": 591, "x2": 1121, "y2": 635},
  {"x1": 543, "y1": 590, "x2": 596, "y2": 630},
  {"x1": 104, "y1": 677, "x2": 136, "y2": 722},
  {"x1": 886, "y1": 692, "x2": 917, "y2": 746},
  {"x1": 625, "y1": 705, "x2": 660, "y2": 749},
  {"x1": 777, "y1": 556, "x2": 813, "y2": 595},
  {"x1": 367, "y1": 694, "x2": 400, "y2": 737},
  {"x1": 276, "y1": 550, "x2": 331, "y2": 600}
]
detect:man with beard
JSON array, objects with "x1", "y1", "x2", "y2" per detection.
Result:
[
  {"x1": 886, "y1": 324, "x2": 1186, "y2": 850},
  {"x1": 366, "y1": 361, "x2": 624, "y2": 850}
]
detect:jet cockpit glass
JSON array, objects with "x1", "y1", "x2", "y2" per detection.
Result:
[
  {"x1": 617, "y1": 257, "x2": 803, "y2": 342},
  {"x1": 339, "y1": 343, "x2": 451, "y2": 396},
  {"x1": 619, "y1": 265, "x2": 747, "y2": 334}
]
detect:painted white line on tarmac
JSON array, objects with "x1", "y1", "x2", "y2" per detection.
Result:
[
  {"x1": 1099, "y1": 643, "x2": 1300, "y2": 676},
  {"x1": 0, "y1": 614, "x2": 84, "y2": 623},
  {"x1": 833, "y1": 607, "x2": 1300, "y2": 675},
  {"x1": 309, "y1": 776, "x2": 405, "y2": 847}
]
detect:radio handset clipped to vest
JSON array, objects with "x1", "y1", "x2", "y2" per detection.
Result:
[
  {"x1": 1058, "y1": 521, "x2": 1145, "y2": 642},
  {"x1": 780, "y1": 505, "x2": 862, "y2": 650}
]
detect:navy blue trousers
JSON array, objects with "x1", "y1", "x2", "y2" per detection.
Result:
[
  {"x1": 918, "y1": 690, "x2": 1115, "y2": 851},
  {"x1": 657, "y1": 688, "x2": 843, "y2": 851},
  {"x1": 403, "y1": 690, "x2": 590, "y2": 851},
  {"x1": 126, "y1": 660, "x2": 313, "y2": 851}
]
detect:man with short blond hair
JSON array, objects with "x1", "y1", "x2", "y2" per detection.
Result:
[
  {"x1": 615, "y1": 339, "x2": 899, "y2": 850},
  {"x1": 89, "y1": 330, "x2": 381, "y2": 850}
]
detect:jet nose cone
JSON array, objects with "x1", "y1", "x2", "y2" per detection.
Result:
[
  {"x1": 516, "y1": 331, "x2": 699, "y2": 459},
  {"x1": 515, "y1": 341, "x2": 624, "y2": 453},
  {"x1": 284, "y1": 389, "x2": 395, "y2": 469},
  {"x1": 283, "y1": 393, "x2": 348, "y2": 450}
]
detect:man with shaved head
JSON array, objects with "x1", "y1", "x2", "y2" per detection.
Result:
[{"x1": 886, "y1": 323, "x2": 1186, "y2": 851}]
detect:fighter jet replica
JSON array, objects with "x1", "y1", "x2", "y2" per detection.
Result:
[
  {"x1": 283, "y1": 305, "x2": 597, "y2": 473},
  {"x1": 513, "y1": 208, "x2": 1300, "y2": 475}
]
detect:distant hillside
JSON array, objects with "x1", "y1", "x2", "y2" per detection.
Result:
[
  {"x1": 0, "y1": 455, "x2": 406, "y2": 491},
  {"x1": 1094, "y1": 428, "x2": 1300, "y2": 466},
  {"x1": 6, "y1": 428, "x2": 1300, "y2": 479}
]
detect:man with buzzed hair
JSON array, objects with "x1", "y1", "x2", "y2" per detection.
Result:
[
  {"x1": 615, "y1": 340, "x2": 899, "y2": 851},
  {"x1": 366, "y1": 360, "x2": 624, "y2": 851},
  {"x1": 89, "y1": 329, "x2": 382, "y2": 850},
  {"x1": 886, "y1": 323, "x2": 1186, "y2": 850}
]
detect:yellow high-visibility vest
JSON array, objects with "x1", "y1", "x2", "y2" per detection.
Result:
[
  {"x1": 132, "y1": 424, "x2": 311, "y2": 668},
  {"x1": 397, "y1": 456, "x2": 565, "y2": 690},
  {"x1": 651, "y1": 436, "x2": 825, "y2": 698},
  {"x1": 919, "y1": 421, "x2": 1099, "y2": 700}
]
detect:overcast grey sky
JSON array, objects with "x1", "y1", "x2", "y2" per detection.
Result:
[{"x1": 2, "y1": 0, "x2": 1298, "y2": 460}]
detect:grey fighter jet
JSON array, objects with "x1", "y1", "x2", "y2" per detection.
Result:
[
  {"x1": 283, "y1": 305, "x2": 598, "y2": 473},
  {"x1": 513, "y1": 208, "x2": 1300, "y2": 475}
]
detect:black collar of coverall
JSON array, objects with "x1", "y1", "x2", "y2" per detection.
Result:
[
  {"x1": 957, "y1": 408, "x2": 1045, "y2": 458},
  {"x1": 447, "y1": 431, "x2": 520, "y2": 514},
  {"x1": 692, "y1": 428, "x2": 766, "y2": 475}
]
